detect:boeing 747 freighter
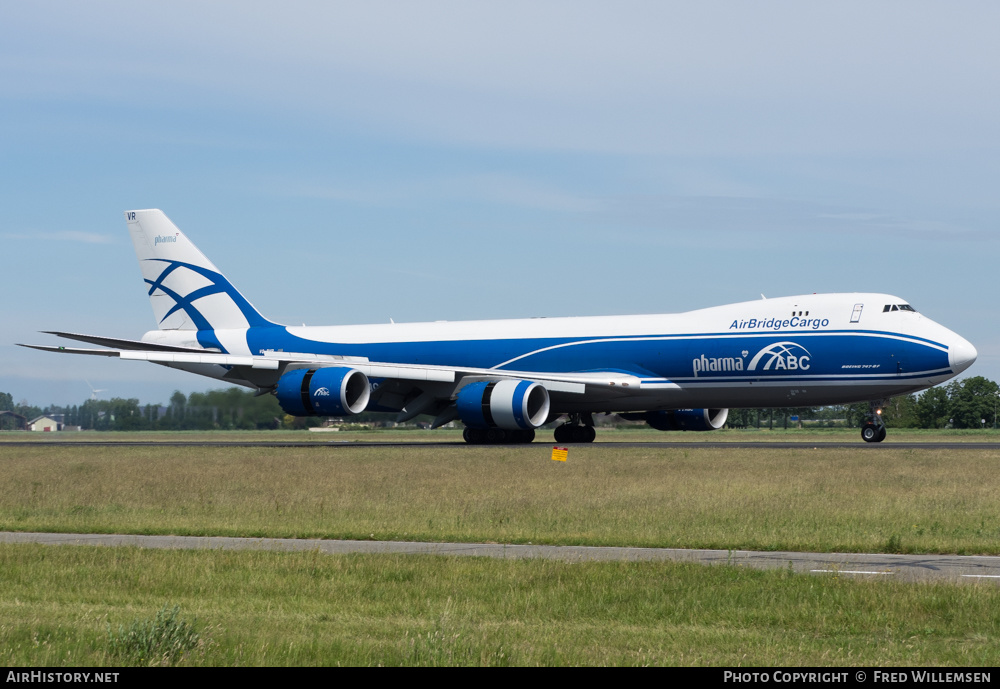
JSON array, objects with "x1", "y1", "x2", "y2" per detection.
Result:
[{"x1": 21, "y1": 210, "x2": 977, "y2": 444}]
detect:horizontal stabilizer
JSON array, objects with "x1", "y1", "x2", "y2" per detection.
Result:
[
  {"x1": 18, "y1": 344, "x2": 119, "y2": 357},
  {"x1": 18, "y1": 343, "x2": 279, "y2": 369},
  {"x1": 41, "y1": 331, "x2": 216, "y2": 353}
]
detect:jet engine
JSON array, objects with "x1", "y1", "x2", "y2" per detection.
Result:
[
  {"x1": 456, "y1": 379, "x2": 550, "y2": 430},
  {"x1": 622, "y1": 408, "x2": 729, "y2": 431},
  {"x1": 275, "y1": 366, "x2": 371, "y2": 417}
]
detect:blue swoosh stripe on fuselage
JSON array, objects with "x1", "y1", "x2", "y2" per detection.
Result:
[
  {"x1": 490, "y1": 331, "x2": 946, "y2": 371},
  {"x1": 646, "y1": 371, "x2": 954, "y2": 384},
  {"x1": 241, "y1": 327, "x2": 951, "y2": 381}
]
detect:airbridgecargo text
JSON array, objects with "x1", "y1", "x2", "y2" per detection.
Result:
[{"x1": 729, "y1": 317, "x2": 830, "y2": 331}]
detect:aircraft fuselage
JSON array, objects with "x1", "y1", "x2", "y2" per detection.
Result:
[{"x1": 140, "y1": 292, "x2": 975, "y2": 413}]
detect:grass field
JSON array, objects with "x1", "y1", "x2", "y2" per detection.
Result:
[
  {"x1": 3, "y1": 432, "x2": 999, "y2": 666},
  {"x1": 3, "y1": 543, "x2": 1000, "y2": 666},
  {"x1": 1, "y1": 440, "x2": 999, "y2": 554}
]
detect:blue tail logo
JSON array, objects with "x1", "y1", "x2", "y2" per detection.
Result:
[{"x1": 145, "y1": 258, "x2": 273, "y2": 330}]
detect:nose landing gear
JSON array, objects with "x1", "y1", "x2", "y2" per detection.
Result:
[{"x1": 861, "y1": 401, "x2": 887, "y2": 443}]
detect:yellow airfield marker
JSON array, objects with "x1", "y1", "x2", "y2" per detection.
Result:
[{"x1": 551, "y1": 446, "x2": 568, "y2": 462}]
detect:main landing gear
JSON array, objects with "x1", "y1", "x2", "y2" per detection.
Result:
[
  {"x1": 460, "y1": 413, "x2": 599, "y2": 445},
  {"x1": 553, "y1": 413, "x2": 596, "y2": 444},
  {"x1": 861, "y1": 401, "x2": 887, "y2": 443}
]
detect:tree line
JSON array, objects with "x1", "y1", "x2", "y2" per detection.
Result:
[
  {"x1": 2, "y1": 375, "x2": 999, "y2": 431},
  {"x1": 726, "y1": 376, "x2": 1000, "y2": 430},
  {"x1": 0, "y1": 388, "x2": 285, "y2": 431}
]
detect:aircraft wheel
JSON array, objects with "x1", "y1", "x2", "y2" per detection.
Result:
[
  {"x1": 876, "y1": 425, "x2": 887, "y2": 442},
  {"x1": 554, "y1": 424, "x2": 596, "y2": 443},
  {"x1": 861, "y1": 423, "x2": 879, "y2": 443},
  {"x1": 518, "y1": 429, "x2": 535, "y2": 444},
  {"x1": 554, "y1": 425, "x2": 571, "y2": 443},
  {"x1": 486, "y1": 428, "x2": 507, "y2": 444},
  {"x1": 506, "y1": 429, "x2": 524, "y2": 443},
  {"x1": 463, "y1": 427, "x2": 486, "y2": 444},
  {"x1": 560, "y1": 425, "x2": 581, "y2": 443}
]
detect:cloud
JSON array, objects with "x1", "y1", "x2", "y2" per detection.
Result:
[
  {"x1": 261, "y1": 172, "x2": 602, "y2": 213},
  {"x1": 571, "y1": 195, "x2": 999, "y2": 249},
  {"x1": 3, "y1": 231, "x2": 114, "y2": 244},
  {"x1": 5, "y1": 2, "x2": 1000, "y2": 156}
]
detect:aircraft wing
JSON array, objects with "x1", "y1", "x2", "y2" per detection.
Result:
[{"x1": 18, "y1": 337, "x2": 648, "y2": 394}]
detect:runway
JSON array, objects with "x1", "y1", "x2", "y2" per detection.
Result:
[
  {"x1": 3, "y1": 531, "x2": 998, "y2": 584},
  {"x1": 5, "y1": 440, "x2": 1000, "y2": 450}
]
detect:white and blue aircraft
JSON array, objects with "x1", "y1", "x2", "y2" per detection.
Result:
[{"x1": 22, "y1": 209, "x2": 977, "y2": 444}]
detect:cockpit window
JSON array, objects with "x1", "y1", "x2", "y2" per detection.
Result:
[{"x1": 883, "y1": 304, "x2": 917, "y2": 313}]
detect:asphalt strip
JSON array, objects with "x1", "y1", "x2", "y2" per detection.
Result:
[{"x1": 2, "y1": 531, "x2": 999, "y2": 584}]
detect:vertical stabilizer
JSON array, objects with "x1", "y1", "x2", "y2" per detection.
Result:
[{"x1": 124, "y1": 209, "x2": 274, "y2": 331}]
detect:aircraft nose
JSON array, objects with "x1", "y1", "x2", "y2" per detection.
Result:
[{"x1": 948, "y1": 335, "x2": 978, "y2": 374}]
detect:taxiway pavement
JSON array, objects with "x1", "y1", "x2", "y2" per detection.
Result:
[{"x1": 3, "y1": 531, "x2": 998, "y2": 584}]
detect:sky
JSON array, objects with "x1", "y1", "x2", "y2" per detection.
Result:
[{"x1": 2, "y1": 1, "x2": 998, "y2": 407}]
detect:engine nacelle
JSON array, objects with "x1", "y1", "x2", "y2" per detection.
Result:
[
  {"x1": 275, "y1": 366, "x2": 371, "y2": 417},
  {"x1": 456, "y1": 379, "x2": 550, "y2": 430},
  {"x1": 623, "y1": 408, "x2": 729, "y2": 431}
]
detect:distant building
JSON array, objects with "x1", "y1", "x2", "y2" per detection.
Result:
[
  {"x1": 0, "y1": 411, "x2": 28, "y2": 431},
  {"x1": 28, "y1": 415, "x2": 62, "y2": 432}
]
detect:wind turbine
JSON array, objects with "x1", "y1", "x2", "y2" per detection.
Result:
[{"x1": 85, "y1": 381, "x2": 107, "y2": 401}]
